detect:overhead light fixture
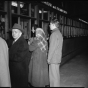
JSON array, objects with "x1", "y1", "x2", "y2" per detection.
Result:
[
  {"x1": 79, "y1": 18, "x2": 88, "y2": 24},
  {"x1": 39, "y1": 10, "x2": 48, "y2": 13},
  {"x1": 11, "y1": 1, "x2": 24, "y2": 8},
  {"x1": 39, "y1": 10, "x2": 42, "y2": 13}
]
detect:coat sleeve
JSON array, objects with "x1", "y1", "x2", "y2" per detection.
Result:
[
  {"x1": 0, "y1": 39, "x2": 11, "y2": 87},
  {"x1": 29, "y1": 40, "x2": 39, "y2": 51},
  {"x1": 48, "y1": 33, "x2": 58, "y2": 62},
  {"x1": 10, "y1": 42, "x2": 29, "y2": 62}
]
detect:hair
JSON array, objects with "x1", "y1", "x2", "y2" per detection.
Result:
[
  {"x1": 50, "y1": 18, "x2": 60, "y2": 28},
  {"x1": 32, "y1": 24, "x2": 39, "y2": 31},
  {"x1": 31, "y1": 24, "x2": 39, "y2": 37}
]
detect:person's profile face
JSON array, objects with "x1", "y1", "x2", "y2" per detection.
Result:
[
  {"x1": 12, "y1": 29, "x2": 21, "y2": 40},
  {"x1": 49, "y1": 23, "x2": 55, "y2": 30}
]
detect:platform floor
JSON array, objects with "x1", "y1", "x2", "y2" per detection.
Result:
[{"x1": 60, "y1": 51, "x2": 88, "y2": 87}]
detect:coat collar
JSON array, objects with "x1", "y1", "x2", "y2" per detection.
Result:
[
  {"x1": 51, "y1": 28, "x2": 58, "y2": 33},
  {"x1": 12, "y1": 35, "x2": 23, "y2": 45}
]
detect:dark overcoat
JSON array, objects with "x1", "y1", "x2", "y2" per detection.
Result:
[{"x1": 9, "y1": 35, "x2": 31, "y2": 87}]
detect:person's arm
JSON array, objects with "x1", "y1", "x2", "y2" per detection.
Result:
[
  {"x1": 29, "y1": 39, "x2": 38, "y2": 51},
  {"x1": 48, "y1": 33, "x2": 58, "y2": 64},
  {"x1": 28, "y1": 37, "x2": 33, "y2": 45}
]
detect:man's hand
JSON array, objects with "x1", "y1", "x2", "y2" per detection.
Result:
[{"x1": 28, "y1": 38, "x2": 33, "y2": 45}]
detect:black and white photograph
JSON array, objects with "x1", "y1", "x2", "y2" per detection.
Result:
[{"x1": 0, "y1": 1, "x2": 88, "y2": 87}]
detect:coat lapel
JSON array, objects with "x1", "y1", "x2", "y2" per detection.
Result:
[{"x1": 10, "y1": 35, "x2": 23, "y2": 53}]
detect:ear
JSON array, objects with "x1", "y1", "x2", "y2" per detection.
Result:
[
  {"x1": 53, "y1": 24, "x2": 55, "y2": 27},
  {"x1": 20, "y1": 31, "x2": 22, "y2": 35}
]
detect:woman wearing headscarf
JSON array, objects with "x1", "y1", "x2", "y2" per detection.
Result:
[{"x1": 28, "y1": 28, "x2": 49, "y2": 87}]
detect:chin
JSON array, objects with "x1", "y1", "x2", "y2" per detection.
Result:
[{"x1": 13, "y1": 37, "x2": 16, "y2": 39}]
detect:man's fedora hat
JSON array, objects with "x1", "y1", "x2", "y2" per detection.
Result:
[
  {"x1": 12, "y1": 23, "x2": 24, "y2": 34},
  {"x1": 7, "y1": 30, "x2": 12, "y2": 34}
]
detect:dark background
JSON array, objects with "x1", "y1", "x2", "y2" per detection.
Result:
[{"x1": 47, "y1": 0, "x2": 88, "y2": 22}]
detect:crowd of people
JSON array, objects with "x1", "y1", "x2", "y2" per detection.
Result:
[{"x1": 0, "y1": 18, "x2": 63, "y2": 87}]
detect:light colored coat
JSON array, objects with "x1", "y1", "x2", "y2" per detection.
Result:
[
  {"x1": 0, "y1": 37, "x2": 11, "y2": 87},
  {"x1": 48, "y1": 28, "x2": 63, "y2": 64},
  {"x1": 28, "y1": 39, "x2": 49, "y2": 87}
]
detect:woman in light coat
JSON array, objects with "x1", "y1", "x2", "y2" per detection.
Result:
[
  {"x1": 28, "y1": 28, "x2": 49, "y2": 87},
  {"x1": 0, "y1": 37, "x2": 11, "y2": 87}
]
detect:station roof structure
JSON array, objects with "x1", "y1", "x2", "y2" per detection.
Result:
[{"x1": 47, "y1": 0, "x2": 88, "y2": 23}]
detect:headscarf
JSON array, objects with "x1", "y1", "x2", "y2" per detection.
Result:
[{"x1": 35, "y1": 28, "x2": 47, "y2": 52}]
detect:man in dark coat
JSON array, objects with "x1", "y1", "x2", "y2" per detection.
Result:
[{"x1": 9, "y1": 23, "x2": 31, "y2": 87}]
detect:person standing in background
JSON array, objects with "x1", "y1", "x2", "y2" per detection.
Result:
[
  {"x1": 28, "y1": 28, "x2": 49, "y2": 87},
  {"x1": 0, "y1": 34, "x2": 11, "y2": 87},
  {"x1": 28, "y1": 24, "x2": 39, "y2": 46},
  {"x1": 48, "y1": 18, "x2": 63, "y2": 87},
  {"x1": 31, "y1": 24, "x2": 38, "y2": 38},
  {"x1": 9, "y1": 23, "x2": 31, "y2": 87}
]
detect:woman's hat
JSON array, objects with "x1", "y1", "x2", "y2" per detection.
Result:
[
  {"x1": 36, "y1": 28, "x2": 46, "y2": 40},
  {"x1": 12, "y1": 23, "x2": 24, "y2": 33},
  {"x1": 36, "y1": 28, "x2": 45, "y2": 35}
]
